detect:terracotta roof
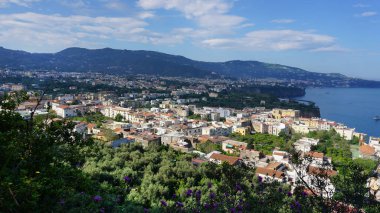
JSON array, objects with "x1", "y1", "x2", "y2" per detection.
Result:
[
  {"x1": 273, "y1": 151, "x2": 287, "y2": 156},
  {"x1": 192, "y1": 158, "x2": 207, "y2": 165},
  {"x1": 58, "y1": 105, "x2": 70, "y2": 109},
  {"x1": 306, "y1": 151, "x2": 324, "y2": 159},
  {"x1": 87, "y1": 123, "x2": 97, "y2": 129},
  {"x1": 266, "y1": 162, "x2": 283, "y2": 170},
  {"x1": 114, "y1": 128, "x2": 123, "y2": 133},
  {"x1": 359, "y1": 144, "x2": 375, "y2": 156},
  {"x1": 210, "y1": 153, "x2": 240, "y2": 165},
  {"x1": 307, "y1": 166, "x2": 337, "y2": 177},
  {"x1": 255, "y1": 167, "x2": 285, "y2": 179}
]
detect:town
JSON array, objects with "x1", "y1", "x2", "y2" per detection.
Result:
[{"x1": 1, "y1": 69, "x2": 379, "y2": 204}]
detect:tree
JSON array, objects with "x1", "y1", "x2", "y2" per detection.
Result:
[{"x1": 115, "y1": 113, "x2": 123, "y2": 122}]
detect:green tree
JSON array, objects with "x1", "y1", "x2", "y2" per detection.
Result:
[{"x1": 115, "y1": 113, "x2": 123, "y2": 122}]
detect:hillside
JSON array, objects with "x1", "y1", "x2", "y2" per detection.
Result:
[{"x1": 1, "y1": 47, "x2": 379, "y2": 87}]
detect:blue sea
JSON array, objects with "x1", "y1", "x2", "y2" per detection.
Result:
[{"x1": 297, "y1": 88, "x2": 380, "y2": 137}]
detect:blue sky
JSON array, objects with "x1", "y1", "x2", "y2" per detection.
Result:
[{"x1": 0, "y1": 0, "x2": 379, "y2": 79}]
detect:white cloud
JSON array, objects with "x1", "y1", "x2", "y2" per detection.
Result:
[
  {"x1": 0, "y1": 0, "x2": 40, "y2": 7},
  {"x1": 137, "y1": 0, "x2": 231, "y2": 18},
  {"x1": 202, "y1": 30, "x2": 344, "y2": 52},
  {"x1": 358, "y1": 11, "x2": 377, "y2": 17},
  {"x1": 271, "y1": 19, "x2": 295, "y2": 24},
  {"x1": 0, "y1": 12, "x2": 183, "y2": 52},
  {"x1": 138, "y1": 11, "x2": 155, "y2": 19},
  {"x1": 137, "y1": 0, "x2": 248, "y2": 34}
]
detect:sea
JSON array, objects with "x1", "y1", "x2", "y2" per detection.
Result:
[{"x1": 296, "y1": 88, "x2": 380, "y2": 137}]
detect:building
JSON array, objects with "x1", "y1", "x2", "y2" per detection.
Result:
[
  {"x1": 252, "y1": 121, "x2": 268, "y2": 134},
  {"x1": 255, "y1": 167, "x2": 286, "y2": 182},
  {"x1": 359, "y1": 144, "x2": 377, "y2": 159},
  {"x1": 222, "y1": 140, "x2": 247, "y2": 154},
  {"x1": 133, "y1": 134, "x2": 161, "y2": 148},
  {"x1": 271, "y1": 109, "x2": 300, "y2": 119},
  {"x1": 233, "y1": 126, "x2": 250, "y2": 136},
  {"x1": 334, "y1": 126, "x2": 355, "y2": 140},
  {"x1": 294, "y1": 137, "x2": 319, "y2": 153},
  {"x1": 54, "y1": 105, "x2": 77, "y2": 118},
  {"x1": 209, "y1": 153, "x2": 240, "y2": 165}
]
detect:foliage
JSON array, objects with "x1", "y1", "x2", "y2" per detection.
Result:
[
  {"x1": 1, "y1": 92, "x2": 380, "y2": 212},
  {"x1": 196, "y1": 140, "x2": 222, "y2": 153},
  {"x1": 114, "y1": 113, "x2": 123, "y2": 122},
  {"x1": 229, "y1": 132, "x2": 290, "y2": 155}
]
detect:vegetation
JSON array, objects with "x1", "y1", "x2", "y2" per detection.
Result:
[
  {"x1": 1, "y1": 92, "x2": 379, "y2": 212},
  {"x1": 229, "y1": 132, "x2": 290, "y2": 155},
  {"x1": 196, "y1": 140, "x2": 222, "y2": 153},
  {"x1": 197, "y1": 91, "x2": 320, "y2": 117}
]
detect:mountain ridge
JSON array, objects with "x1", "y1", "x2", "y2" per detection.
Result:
[{"x1": 0, "y1": 46, "x2": 379, "y2": 87}]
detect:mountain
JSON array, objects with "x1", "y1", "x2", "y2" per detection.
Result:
[{"x1": 0, "y1": 46, "x2": 379, "y2": 87}]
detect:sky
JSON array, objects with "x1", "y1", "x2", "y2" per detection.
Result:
[{"x1": 0, "y1": 0, "x2": 379, "y2": 80}]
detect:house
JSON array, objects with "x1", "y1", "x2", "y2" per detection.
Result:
[
  {"x1": 359, "y1": 144, "x2": 377, "y2": 159},
  {"x1": 272, "y1": 151, "x2": 290, "y2": 164},
  {"x1": 133, "y1": 134, "x2": 161, "y2": 148},
  {"x1": 161, "y1": 132, "x2": 185, "y2": 146},
  {"x1": 251, "y1": 121, "x2": 268, "y2": 134},
  {"x1": 73, "y1": 122, "x2": 88, "y2": 138},
  {"x1": 233, "y1": 126, "x2": 250, "y2": 136},
  {"x1": 369, "y1": 137, "x2": 380, "y2": 152},
  {"x1": 209, "y1": 153, "x2": 240, "y2": 165},
  {"x1": 271, "y1": 109, "x2": 300, "y2": 119},
  {"x1": 240, "y1": 149, "x2": 263, "y2": 163},
  {"x1": 305, "y1": 151, "x2": 332, "y2": 166},
  {"x1": 192, "y1": 158, "x2": 207, "y2": 166},
  {"x1": 334, "y1": 126, "x2": 355, "y2": 140},
  {"x1": 294, "y1": 137, "x2": 319, "y2": 153},
  {"x1": 255, "y1": 167, "x2": 286, "y2": 182},
  {"x1": 54, "y1": 105, "x2": 77, "y2": 118},
  {"x1": 222, "y1": 140, "x2": 247, "y2": 154}
]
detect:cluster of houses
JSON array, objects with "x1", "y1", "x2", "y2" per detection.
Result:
[{"x1": 4, "y1": 85, "x2": 379, "y2": 200}]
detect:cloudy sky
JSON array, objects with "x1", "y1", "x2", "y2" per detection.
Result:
[{"x1": 0, "y1": 0, "x2": 379, "y2": 79}]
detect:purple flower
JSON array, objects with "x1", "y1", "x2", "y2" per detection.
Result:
[
  {"x1": 99, "y1": 207, "x2": 105, "y2": 213},
  {"x1": 258, "y1": 176, "x2": 263, "y2": 183},
  {"x1": 144, "y1": 208, "x2": 149, "y2": 213},
  {"x1": 186, "y1": 189, "x2": 193, "y2": 197},
  {"x1": 295, "y1": 201, "x2": 301, "y2": 208},
  {"x1": 208, "y1": 182, "x2": 212, "y2": 188},
  {"x1": 278, "y1": 187, "x2": 283, "y2": 193},
  {"x1": 195, "y1": 190, "x2": 202, "y2": 200},
  {"x1": 301, "y1": 191, "x2": 307, "y2": 197},
  {"x1": 93, "y1": 195, "x2": 102, "y2": 202},
  {"x1": 213, "y1": 203, "x2": 218, "y2": 209},
  {"x1": 176, "y1": 201, "x2": 184, "y2": 208},
  {"x1": 160, "y1": 200, "x2": 167, "y2": 207},
  {"x1": 172, "y1": 194, "x2": 177, "y2": 199},
  {"x1": 80, "y1": 191, "x2": 85, "y2": 195},
  {"x1": 209, "y1": 192, "x2": 216, "y2": 199},
  {"x1": 230, "y1": 207, "x2": 236, "y2": 213},
  {"x1": 204, "y1": 203, "x2": 211, "y2": 209},
  {"x1": 235, "y1": 184, "x2": 242, "y2": 192},
  {"x1": 237, "y1": 204, "x2": 243, "y2": 211},
  {"x1": 124, "y1": 176, "x2": 132, "y2": 184},
  {"x1": 287, "y1": 192, "x2": 292, "y2": 197},
  {"x1": 59, "y1": 199, "x2": 65, "y2": 206}
]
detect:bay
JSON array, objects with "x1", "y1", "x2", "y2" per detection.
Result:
[{"x1": 297, "y1": 88, "x2": 380, "y2": 137}]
